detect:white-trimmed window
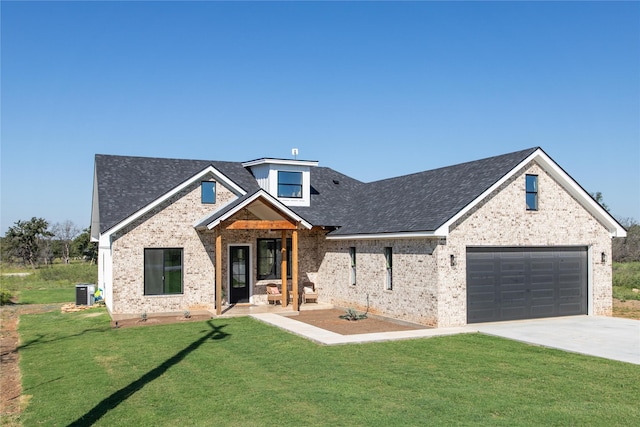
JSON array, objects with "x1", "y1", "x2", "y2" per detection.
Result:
[
  {"x1": 278, "y1": 171, "x2": 303, "y2": 198},
  {"x1": 144, "y1": 248, "x2": 183, "y2": 295},
  {"x1": 384, "y1": 247, "x2": 393, "y2": 290},
  {"x1": 526, "y1": 175, "x2": 538, "y2": 211},
  {"x1": 349, "y1": 247, "x2": 356, "y2": 286},
  {"x1": 201, "y1": 181, "x2": 216, "y2": 204}
]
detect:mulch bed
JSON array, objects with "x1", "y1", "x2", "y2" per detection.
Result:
[{"x1": 289, "y1": 308, "x2": 429, "y2": 335}]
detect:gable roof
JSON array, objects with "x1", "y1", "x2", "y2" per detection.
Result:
[
  {"x1": 328, "y1": 147, "x2": 539, "y2": 237},
  {"x1": 92, "y1": 154, "x2": 260, "y2": 235},
  {"x1": 194, "y1": 189, "x2": 313, "y2": 230},
  {"x1": 92, "y1": 147, "x2": 626, "y2": 241}
]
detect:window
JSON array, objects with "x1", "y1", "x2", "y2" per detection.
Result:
[
  {"x1": 384, "y1": 247, "x2": 393, "y2": 290},
  {"x1": 201, "y1": 181, "x2": 216, "y2": 204},
  {"x1": 349, "y1": 247, "x2": 356, "y2": 285},
  {"x1": 278, "y1": 171, "x2": 303, "y2": 198},
  {"x1": 144, "y1": 248, "x2": 183, "y2": 295},
  {"x1": 257, "y1": 238, "x2": 292, "y2": 280},
  {"x1": 526, "y1": 175, "x2": 538, "y2": 211}
]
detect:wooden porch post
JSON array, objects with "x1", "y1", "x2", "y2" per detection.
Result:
[
  {"x1": 215, "y1": 230, "x2": 222, "y2": 316},
  {"x1": 292, "y1": 228, "x2": 299, "y2": 311},
  {"x1": 281, "y1": 230, "x2": 288, "y2": 307}
]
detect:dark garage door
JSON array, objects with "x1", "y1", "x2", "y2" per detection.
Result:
[{"x1": 467, "y1": 247, "x2": 587, "y2": 323}]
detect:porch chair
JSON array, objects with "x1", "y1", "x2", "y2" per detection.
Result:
[
  {"x1": 302, "y1": 282, "x2": 318, "y2": 304},
  {"x1": 266, "y1": 283, "x2": 282, "y2": 305}
]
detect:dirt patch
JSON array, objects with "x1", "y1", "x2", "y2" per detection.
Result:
[
  {"x1": 612, "y1": 298, "x2": 640, "y2": 320},
  {"x1": 1, "y1": 303, "x2": 65, "y2": 423},
  {"x1": 290, "y1": 308, "x2": 429, "y2": 335}
]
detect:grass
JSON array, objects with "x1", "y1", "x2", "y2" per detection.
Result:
[
  {"x1": 16, "y1": 310, "x2": 640, "y2": 426},
  {"x1": 0, "y1": 262, "x2": 97, "y2": 305},
  {"x1": 613, "y1": 262, "x2": 640, "y2": 301}
]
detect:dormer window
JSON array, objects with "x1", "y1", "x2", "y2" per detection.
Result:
[
  {"x1": 278, "y1": 171, "x2": 302, "y2": 198},
  {"x1": 242, "y1": 158, "x2": 318, "y2": 207}
]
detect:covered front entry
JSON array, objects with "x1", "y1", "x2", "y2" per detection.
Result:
[
  {"x1": 207, "y1": 191, "x2": 313, "y2": 315},
  {"x1": 466, "y1": 247, "x2": 588, "y2": 323},
  {"x1": 229, "y1": 245, "x2": 250, "y2": 304}
]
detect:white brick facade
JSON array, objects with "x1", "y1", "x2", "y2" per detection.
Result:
[
  {"x1": 315, "y1": 161, "x2": 614, "y2": 327},
  {"x1": 102, "y1": 157, "x2": 616, "y2": 328}
]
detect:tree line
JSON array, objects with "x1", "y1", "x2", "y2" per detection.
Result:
[{"x1": 1, "y1": 217, "x2": 97, "y2": 268}]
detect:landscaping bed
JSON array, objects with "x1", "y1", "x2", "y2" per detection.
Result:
[{"x1": 290, "y1": 308, "x2": 428, "y2": 335}]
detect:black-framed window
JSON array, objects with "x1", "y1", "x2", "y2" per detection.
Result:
[
  {"x1": 257, "y1": 238, "x2": 292, "y2": 280},
  {"x1": 201, "y1": 181, "x2": 216, "y2": 204},
  {"x1": 526, "y1": 174, "x2": 538, "y2": 211},
  {"x1": 349, "y1": 247, "x2": 356, "y2": 286},
  {"x1": 277, "y1": 171, "x2": 303, "y2": 198},
  {"x1": 144, "y1": 248, "x2": 183, "y2": 295},
  {"x1": 384, "y1": 247, "x2": 393, "y2": 291}
]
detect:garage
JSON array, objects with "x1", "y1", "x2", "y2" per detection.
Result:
[{"x1": 466, "y1": 247, "x2": 588, "y2": 323}]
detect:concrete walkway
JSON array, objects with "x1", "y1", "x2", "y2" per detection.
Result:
[{"x1": 251, "y1": 313, "x2": 640, "y2": 365}]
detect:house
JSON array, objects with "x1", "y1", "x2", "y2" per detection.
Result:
[{"x1": 90, "y1": 147, "x2": 626, "y2": 327}]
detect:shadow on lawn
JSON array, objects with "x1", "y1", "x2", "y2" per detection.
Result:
[
  {"x1": 67, "y1": 321, "x2": 229, "y2": 426},
  {"x1": 16, "y1": 327, "x2": 107, "y2": 352}
]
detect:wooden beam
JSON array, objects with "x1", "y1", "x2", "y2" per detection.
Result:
[
  {"x1": 226, "y1": 220, "x2": 296, "y2": 230},
  {"x1": 215, "y1": 231, "x2": 222, "y2": 316},
  {"x1": 281, "y1": 230, "x2": 287, "y2": 307},
  {"x1": 292, "y1": 228, "x2": 299, "y2": 311}
]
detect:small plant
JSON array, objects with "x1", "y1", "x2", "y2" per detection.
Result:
[
  {"x1": 140, "y1": 312, "x2": 148, "y2": 322},
  {"x1": 339, "y1": 294, "x2": 370, "y2": 321},
  {"x1": 0, "y1": 290, "x2": 14, "y2": 305},
  {"x1": 183, "y1": 310, "x2": 191, "y2": 319},
  {"x1": 340, "y1": 307, "x2": 367, "y2": 321}
]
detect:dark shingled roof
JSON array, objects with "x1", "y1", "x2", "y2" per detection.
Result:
[
  {"x1": 94, "y1": 154, "x2": 260, "y2": 233},
  {"x1": 328, "y1": 147, "x2": 538, "y2": 236},
  {"x1": 289, "y1": 167, "x2": 367, "y2": 227},
  {"x1": 94, "y1": 147, "x2": 539, "y2": 236}
]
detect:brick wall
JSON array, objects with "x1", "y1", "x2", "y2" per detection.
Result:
[
  {"x1": 439, "y1": 161, "x2": 613, "y2": 326},
  {"x1": 110, "y1": 179, "x2": 323, "y2": 314},
  {"x1": 111, "y1": 178, "x2": 235, "y2": 314},
  {"x1": 317, "y1": 160, "x2": 613, "y2": 327},
  {"x1": 317, "y1": 238, "x2": 441, "y2": 326}
]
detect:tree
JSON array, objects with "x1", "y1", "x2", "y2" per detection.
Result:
[
  {"x1": 52, "y1": 220, "x2": 81, "y2": 264},
  {"x1": 613, "y1": 217, "x2": 640, "y2": 262},
  {"x1": 590, "y1": 191, "x2": 610, "y2": 211},
  {"x1": 72, "y1": 228, "x2": 97, "y2": 264},
  {"x1": 4, "y1": 217, "x2": 54, "y2": 269}
]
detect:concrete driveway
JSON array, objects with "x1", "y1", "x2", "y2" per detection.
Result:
[{"x1": 474, "y1": 316, "x2": 640, "y2": 365}]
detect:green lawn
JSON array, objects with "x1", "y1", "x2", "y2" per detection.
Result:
[
  {"x1": 0, "y1": 262, "x2": 97, "y2": 304},
  {"x1": 17, "y1": 309, "x2": 640, "y2": 426},
  {"x1": 613, "y1": 261, "x2": 640, "y2": 301}
]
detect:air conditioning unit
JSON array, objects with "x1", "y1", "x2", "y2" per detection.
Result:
[{"x1": 75, "y1": 284, "x2": 96, "y2": 306}]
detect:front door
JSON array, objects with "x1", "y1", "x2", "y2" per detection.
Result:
[{"x1": 229, "y1": 246, "x2": 250, "y2": 304}]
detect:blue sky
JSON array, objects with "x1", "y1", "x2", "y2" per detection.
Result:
[{"x1": 2, "y1": 1, "x2": 639, "y2": 234}]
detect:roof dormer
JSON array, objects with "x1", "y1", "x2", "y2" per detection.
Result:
[{"x1": 242, "y1": 158, "x2": 318, "y2": 207}]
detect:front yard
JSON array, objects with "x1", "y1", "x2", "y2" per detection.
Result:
[
  {"x1": 2, "y1": 261, "x2": 640, "y2": 425},
  {"x1": 11, "y1": 308, "x2": 640, "y2": 426}
]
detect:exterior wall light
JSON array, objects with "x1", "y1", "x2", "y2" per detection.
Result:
[
  {"x1": 450, "y1": 254, "x2": 456, "y2": 267},
  {"x1": 601, "y1": 252, "x2": 606, "y2": 264}
]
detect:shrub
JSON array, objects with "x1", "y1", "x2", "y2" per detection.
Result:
[{"x1": 0, "y1": 290, "x2": 14, "y2": 305}]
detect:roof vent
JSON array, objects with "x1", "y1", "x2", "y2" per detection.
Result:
[{"x1": 333, "y1": 179, "x2": 339, "y2": 185}]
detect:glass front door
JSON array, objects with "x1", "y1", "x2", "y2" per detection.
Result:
[{"x1": 229, "y1": 246, "x2": 250, "y2": 304}]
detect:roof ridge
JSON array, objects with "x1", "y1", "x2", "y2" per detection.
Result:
[{"x1": 367, "y1": 147, "x2": 539, "y2": 185}]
